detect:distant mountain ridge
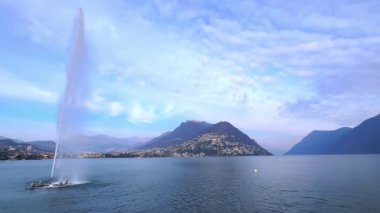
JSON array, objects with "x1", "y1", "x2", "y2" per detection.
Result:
[
  {"x1": 1, "y1": 120, "x2": 272, "y2": 156},
  {"x1": 27, "y1": 140, "x2": 56, "y2": 152},
  {"x1": 286, "y1": 114, "x2": 380, "y2": 155},
  {"x1": 0, "y1": 135, "x2": 149, "y2": 153},
  {"x1": 285, "y1": 128, "x2": 352, "y2": 155},
  {"x1": 66, "y1": 135, "x2": 149, "y2": 152},
  {"x1": 336, "y1": 114, "x2": 380, "y2": 154},
  {"x1": 0, "y1": 138, "x2": 56, "y2": 153},
  {"x1": 140, "y1": 120, "x2": 272, "y2": 156}
]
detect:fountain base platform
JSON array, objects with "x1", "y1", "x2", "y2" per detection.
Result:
[{"x1": 26, "y1": 180, "x2": 86, "y2": 190}]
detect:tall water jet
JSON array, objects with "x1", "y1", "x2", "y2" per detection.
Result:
[{"x1": 51, "y1": 8, "x2": 88, "y2": 182}]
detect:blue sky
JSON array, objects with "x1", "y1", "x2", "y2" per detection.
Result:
[{"x1": 1, "y1": 0, "x2": 380, "y2": 153}]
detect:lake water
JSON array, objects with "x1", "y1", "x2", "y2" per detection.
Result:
[{"x1": 1, "y1": 155, "x2": 379, "y2": 212}]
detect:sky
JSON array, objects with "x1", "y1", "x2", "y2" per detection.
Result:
[{"x1": 1, "y1": 0, "x2": 380, "y2": 154}]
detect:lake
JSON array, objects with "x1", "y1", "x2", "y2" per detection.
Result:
[{"x1": 1, "y1": 155, "x2": 379, "y2": 212}]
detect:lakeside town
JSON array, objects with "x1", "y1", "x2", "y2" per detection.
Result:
[
  {"x1": 0, "y1": 144, "x2": 53, "y2": 160},
  {"x1": 0, "y1": 134, "x2": 269, "y2": 160},
  {"x1": 0, "y1": 143, "x2": 265, "y2": 160}
]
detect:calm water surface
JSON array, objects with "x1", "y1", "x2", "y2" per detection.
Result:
[{"x1": 1, "y1": 155, "x2": 379, "y2": 213}]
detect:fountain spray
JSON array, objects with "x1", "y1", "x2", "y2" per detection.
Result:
[{"x1": 51, "y1": 8, "x2": 88, "y2": 181}]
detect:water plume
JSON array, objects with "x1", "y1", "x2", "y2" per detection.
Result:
[{"x1": 51, "y1": 8, "x2": 89, "y2": 182}]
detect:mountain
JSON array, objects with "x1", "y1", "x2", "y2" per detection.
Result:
[
  {"x1": 336, "y1": 114, "x2": 380, "y2": 154},
  {"x1": 176, "y1": 121, "x2": 272, "y2": 156},
  {"x1": 0, "y1": 138, "x2": 18, "y2": 147},
  {"x1": 27, "y1": 140, "x2": 56, "y2": 152},
  {"x1": 199, "y1": 121, "x2": 262, "y2": 146},
  {"x1": 1, "y1": 135, "x2": 149, "y2": 154},
  {"x1": 0, "y1": 138, "x2": 55, "y2": 152},
  {"x1": 286, "y1": 114, "x2": 380, "y2": 155},
  {"x1": 140, "y1": 120, "x2": 272, "y2": 156},
  {"x1": 285, "y1": 128, "x2": 352, "y2": 155},
  {"x1": 65, "y1": 135, "x2": 149, "y2": 152},
  {"x1": 141, "y1": 121, "x2": 212, "y2": 149}
]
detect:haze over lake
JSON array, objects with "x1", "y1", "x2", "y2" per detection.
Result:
[{"x1": 1, "y1": 155, "x2": 380, "y2": 212}]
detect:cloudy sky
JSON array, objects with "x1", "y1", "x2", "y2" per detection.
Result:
[{"x1": 1, "y1": 0, "x2": 380, "y2": 153}]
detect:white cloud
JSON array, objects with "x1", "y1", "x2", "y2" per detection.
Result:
[
  {"x1": 109, "y1": 101, "x2": 124, "y2": 116},
  {"x1": 85, "y1": 93, "x2": 105, "y2": 112},
  {"x1": 85, "y1": 92, "x2": 125, "y2": 117},
  {"x1": 0, "y1": 68, "x2": 58, "y2": 103},
  {"x1": 128, "y1": 102, "x2": 157, "y2": 124},
  {"x1": 83, "y1": 2, "x2": 379, "y2": 145},
  {"x1": 2, "y1": 0, "x2": 380, "y2": 149}
]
